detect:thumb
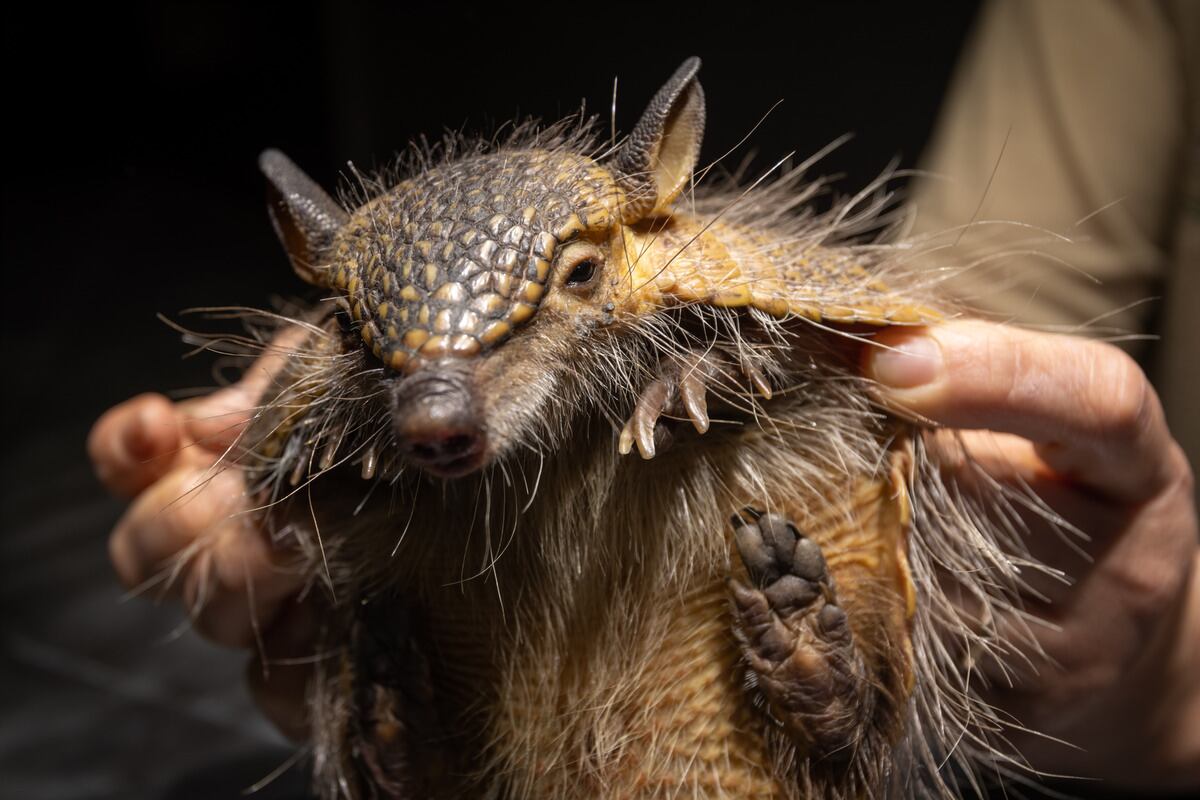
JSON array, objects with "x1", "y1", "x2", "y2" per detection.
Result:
[{"x1": 862, "y1": 320, "x2": 1176, "y2": 502}]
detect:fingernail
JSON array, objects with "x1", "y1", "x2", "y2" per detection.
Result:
[{"x1": 869, "y1": 334, "x2": 943, "y2": 388}]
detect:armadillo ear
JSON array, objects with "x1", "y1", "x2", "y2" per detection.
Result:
[
  {"x1": 611, "y1": 57, "x2": 706, "y2": 222},
  {"x1": 259, "y1": 149, "x2": 348, "y2": 287}
]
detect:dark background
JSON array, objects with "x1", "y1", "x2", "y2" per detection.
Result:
[{"x1": 0, "y1": 2, "x2": 1146, "y2": 798}]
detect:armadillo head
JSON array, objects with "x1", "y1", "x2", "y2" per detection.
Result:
[
  {"x1": 260, "y1": 58, "x2": 705, "y2": 477},
  {"x1": 326, "y1": 150, "x2": 626, "y2": 374}
]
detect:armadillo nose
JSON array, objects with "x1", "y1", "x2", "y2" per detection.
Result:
[{"x1": 392, "y1": 376, "x2": 487, "y2": 478}]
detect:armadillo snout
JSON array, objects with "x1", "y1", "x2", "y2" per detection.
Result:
[{"x1": 391, "y1": 370, "x2": 487, "y2": 478}]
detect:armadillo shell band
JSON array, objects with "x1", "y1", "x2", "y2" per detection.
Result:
[
  {"x1": 618, "y1": 222, "x2": 943, "y2": 327},
  {"x1": 660, "y1": 274, "x2": 943, "y2": 326}
]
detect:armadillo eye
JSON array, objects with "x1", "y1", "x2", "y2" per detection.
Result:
[
  {"x1": 558, "y1": 241, "x2": 604, "y2": 295},
  {"x1": 565, "y1": 259, "x2": 597, "y2": 286}
]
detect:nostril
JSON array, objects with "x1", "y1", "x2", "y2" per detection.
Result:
[
  {"x1": 404, "y1": 429, "x2": 481, "y2": 466},
  {"x1": 444, "y1": 434, "x2": 475, "y2": 457},
  {"x1": 391, "y1": 372, "x2": 485, "y2": 474},
  {"x1": 411, "y1": 442, "x2": 439, "y2": 460}
]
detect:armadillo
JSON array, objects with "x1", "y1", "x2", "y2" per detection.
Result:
[{"x1": 227, "y1": 57, "x2": 1049, "y2": 798}]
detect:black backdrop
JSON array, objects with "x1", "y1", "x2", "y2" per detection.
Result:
[{"x1": 0, "y1": 3, "x2": 1003, "y2": 798}]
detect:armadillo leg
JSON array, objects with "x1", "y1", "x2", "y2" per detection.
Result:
[{"x1": 728, "y1": 508, "x2": 873, "y2": 760}]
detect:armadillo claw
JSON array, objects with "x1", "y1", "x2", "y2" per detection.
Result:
[
  {"x1": 678, "y1": 371, "x2": 710, "y2": 433},
  {"x1": 618, "y1": 348, "x2": 773, "y2": 459},
  {"x1": 617, "y1": 423, "x2": 636, "y2": 457},
  {"x1": 619, "y1": 377, "x2": 670, "y2": 459},
  {"x1": 743, "y1": 361, "x2": 773, "y2": 400}
]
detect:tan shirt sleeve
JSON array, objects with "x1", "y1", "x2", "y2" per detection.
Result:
[{"x1": 909, "y1": 0, "x2": 1189, "y2": 350}]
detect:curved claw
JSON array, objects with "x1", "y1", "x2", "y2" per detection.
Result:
[
  {"x1": 619, "y1": 378, "x2": 671, "y2": 459},
  {"x1": 619, "y1": 419, "x2": 638, "y2": 455},
  {"x1": 619, "y1": 348, "x2": 772, "y2": 459},
  {"x1": 678, "y1": 370, "x2": 710, "y2": 433},
  {"x1": 618, "y1": 422, "x2": 636, "y2": 456},
  {"x1": 743, "y1": 362, "x2": 773, "y2": 400}
]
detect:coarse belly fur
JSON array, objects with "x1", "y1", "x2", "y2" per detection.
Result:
[{"x1": 285, "y1": 354, "x2": 917, "y2": 799}]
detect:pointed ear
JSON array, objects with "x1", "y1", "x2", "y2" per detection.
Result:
[
  {"x1": 611, "y1": 57, "x2": 706, "y2": 222},
  {"x1": 258, "y1": 149, "x2": 348, "y2": 287}
]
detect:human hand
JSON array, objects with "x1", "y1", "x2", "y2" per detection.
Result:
[
  {"x1": 865, "y1": 320, "x2": 1200, "y2": 790},
  {"x1": 88, "y1": 339, "x2": 316, "y2": 740}
]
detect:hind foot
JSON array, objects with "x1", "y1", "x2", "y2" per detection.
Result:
[
  {"x1": 619, "y1": 347, "x2": 772, "y2": 459},
  {"x1": 728, "y1": 508, "x2": 873, "y2": 759}
]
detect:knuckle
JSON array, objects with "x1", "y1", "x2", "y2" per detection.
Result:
[
  {"x1": 1167, "y1": 443, "x2": 1195, "y2": 499},
  {"x1": 1090, "y1": 346, "x2": 1152, "y2": 442},
  {"x1": 1110, "y1": 479, "x2": 1197, "y2": 624},
  {"x1": 168, "y1": 488, "x2": 221, "y2": 540},
  {"x1": 164, "y1": 467, "x2": 245, "y2": 539},
  {"x1": 1118, "y1": 559, "x2": 1188, "y2": 629},
  {"x1": 183, "y1": 529, "x2": 273, "y2": 649}
]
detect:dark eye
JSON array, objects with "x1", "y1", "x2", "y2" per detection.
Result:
[{"x1": 565, "y1": 259, "x2": 597, "y2": 286}]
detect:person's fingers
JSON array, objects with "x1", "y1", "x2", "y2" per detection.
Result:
[
  {"x1": 109, "y1": 466, "x2": 247, "y2": 589},
  {"x1": 182, "y1": 523, "x2": 309, "y2": 649},
  {"x1": 88, "y1": 393, "x2": 183, "y2": 499},
  {"x1": 109, "y1": 464, "x2": 306, "y2": 647},
  {"x1": 246, "y1": 597, "x2": 321, "y2": 741},
  {"x1": 864, "y1": 320, "x2": 1180, "y2": 502},
  {"x1": 928, "y1": 428, "x2": 1047, "y2": 486},
  {"x1": 183, "y1": 328, "x2": 312, "y2": 453},
  {"x1": 180, "y1": 385, "x2": 263, "y2": 456}
]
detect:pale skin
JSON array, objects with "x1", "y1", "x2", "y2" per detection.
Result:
[{"x1": 89, "y1": 320, "x2": 1200, "y2": 789}]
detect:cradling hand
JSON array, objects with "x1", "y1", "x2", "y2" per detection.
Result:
[
  {"x1": 88, "y1": 339, "x2": 317, "y2": 740},
  {"x1": 866, "y1": 320, "x2": 1199, "y2": 790}
]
